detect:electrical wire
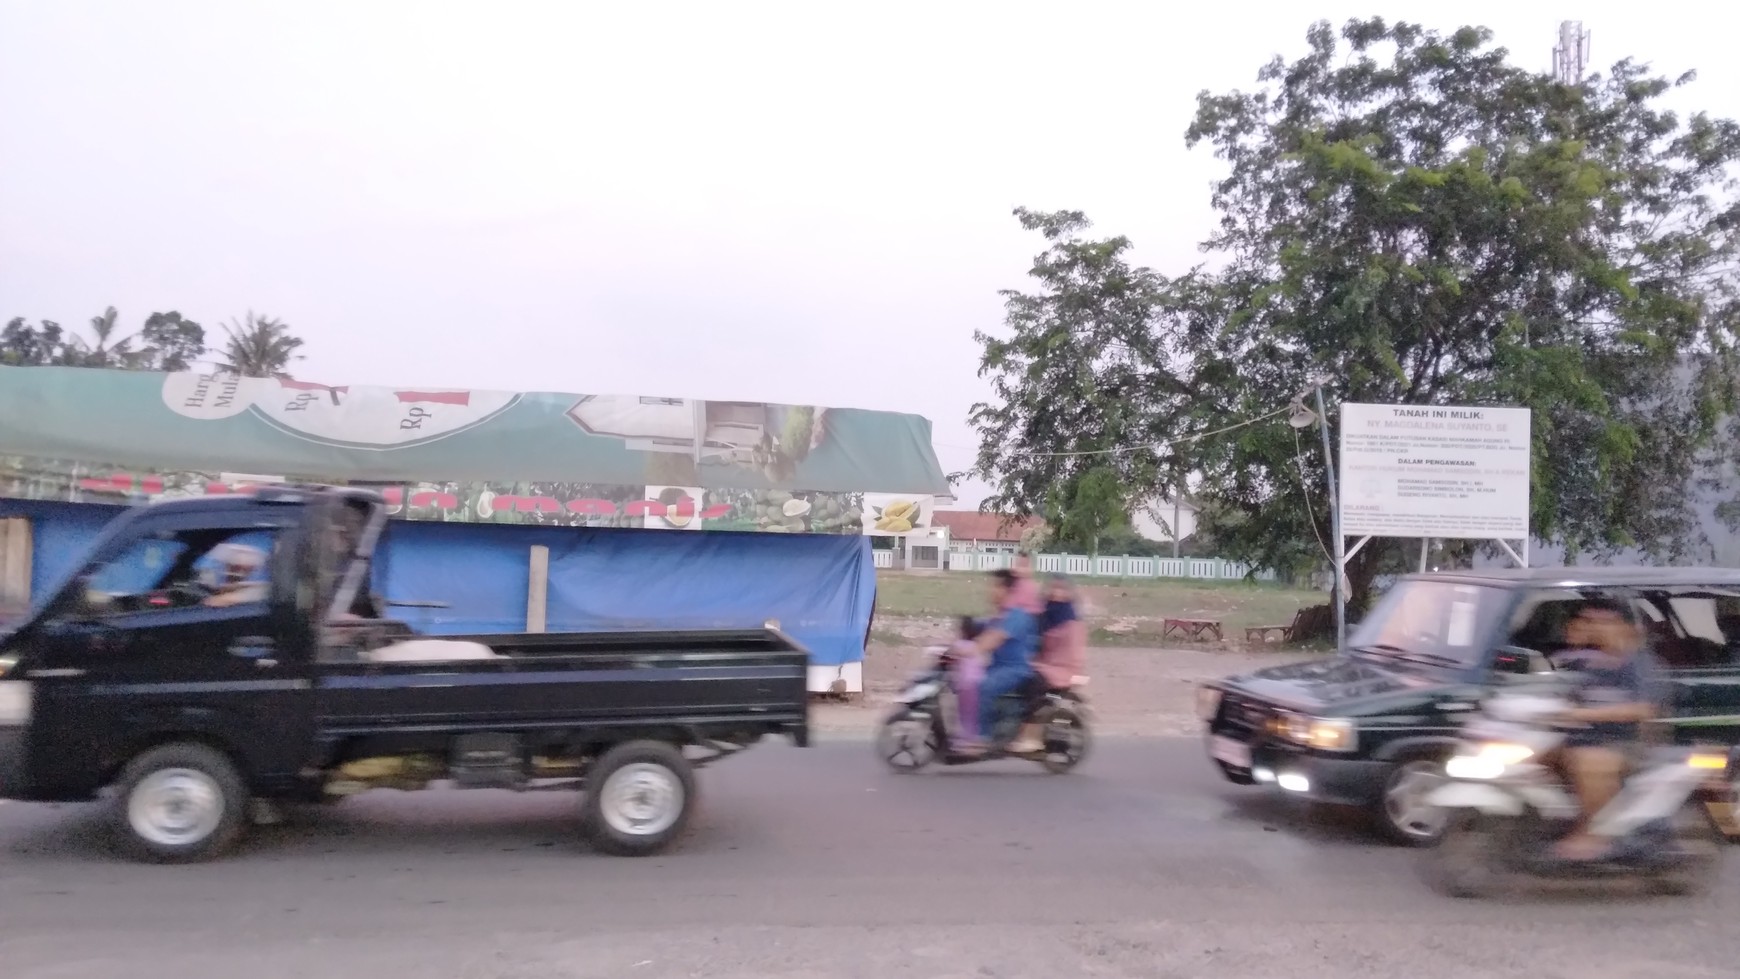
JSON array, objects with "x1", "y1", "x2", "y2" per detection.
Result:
[
  {"x1": 941, "y1": 405, "x2": 1295, "y2": 460},
  {"x1": 1294, "y1": 428, "x2": 1335, "y2": 564}
]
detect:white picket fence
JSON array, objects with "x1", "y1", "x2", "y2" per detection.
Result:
[{"x1": 937, "y1": 549, "x2": 1274, "y2": 582}]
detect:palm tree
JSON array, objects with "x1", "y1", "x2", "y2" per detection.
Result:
[
  {"x1": 61, "y1": 307, "x2": 148, "y2": 368},
  {"x1": 219, "y1": 312, "x2": 305, "y2": 378}
]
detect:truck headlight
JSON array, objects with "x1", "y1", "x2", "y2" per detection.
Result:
[
  {"x1": 1268, "y1": 713, "x2": 1356, "y2": 752},
  {"x1": 1195, "y1": 686, "x2": 1223, "y2": 721},
  {"x1": 1445, "y1": 741, "x2": 1535, "y2": 780}
]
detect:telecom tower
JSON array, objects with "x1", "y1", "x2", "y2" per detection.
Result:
[{"x1": 1552, "y1": 20, "x2": 1591, "y2": 84}]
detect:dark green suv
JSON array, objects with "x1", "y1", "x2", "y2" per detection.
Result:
[{"x1": 1198, "y1": 567, "x2": 1740, "y2": 845}]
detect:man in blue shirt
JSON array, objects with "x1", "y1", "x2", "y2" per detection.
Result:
[
  {"x1": 960, "y1": 569, "x2": 1040, "y2": 754},
  {"x1": 1552, "y1": 596, "x2": 1669, "y2": 860}
]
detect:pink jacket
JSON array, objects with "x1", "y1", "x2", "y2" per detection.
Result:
[{"x1": 1034, "y1": 619, "x2": 1087, "y2": 689}]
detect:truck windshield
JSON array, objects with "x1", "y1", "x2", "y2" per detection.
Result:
[{"x1": 1348, "y1": 579, "x2": 1512, "y2": 670}]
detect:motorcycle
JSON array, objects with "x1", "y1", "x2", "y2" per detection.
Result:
[
  {"x1": 876, "y1": 645, "x2": 1091, "y2": 774},
  {"x1": 1418, "y1": 676, "x2": 1730, "y2": 898}
]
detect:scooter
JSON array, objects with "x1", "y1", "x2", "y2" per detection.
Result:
[
  {"x1": 876, "y1": 646, "x2": 1091, "y2": 774},
  {"x1": 1418, "y1": 676, "x2": 1731, "y2": 898}
]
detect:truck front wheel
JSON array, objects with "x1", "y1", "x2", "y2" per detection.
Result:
[
  {"x1": 112, "y1": 742, "x2": 249, "y2": 863},
  {"x1": 582, "y1": 740, "x2": 697, "y2": 856}
]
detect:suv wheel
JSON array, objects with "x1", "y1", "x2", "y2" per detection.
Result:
[{"x1": 1376, "y1": 759, "x2": 1448, "y2": 846}]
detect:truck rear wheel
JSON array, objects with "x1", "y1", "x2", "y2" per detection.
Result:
[
  {"x1": 582, "y1": 740, "x2": 696, "y2": 856},
  {"x1": 112, "y1": 742, "x2": 249, "y2": 864}
]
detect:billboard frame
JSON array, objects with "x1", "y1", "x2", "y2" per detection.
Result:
[{"x1": 1306, "y1": 387, "x2": 1532, "y2": 651}]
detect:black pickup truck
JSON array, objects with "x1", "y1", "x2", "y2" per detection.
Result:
[
  {"x1": 0, "y1": 486, "x2": 809, "y2": 862},
  {"x1": 1199, "y1": 567, "x2": 1740, "y2": 845}
]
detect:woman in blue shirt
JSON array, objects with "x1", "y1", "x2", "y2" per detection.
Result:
[{"x1": 959, "y1": 569, "x2": 1040, "y2": 754}]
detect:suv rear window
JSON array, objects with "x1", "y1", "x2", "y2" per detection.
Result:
[{"x1": 1638, "y1": 588, "x2": 1740, "y2": 669}]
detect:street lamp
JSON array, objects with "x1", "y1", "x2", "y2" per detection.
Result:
[{"x1": 1288, "y1": 378, "x2": 1346, "y2": 652}]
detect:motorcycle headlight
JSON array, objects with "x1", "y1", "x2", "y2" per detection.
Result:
[
  {"x1": 1445, "y1": 741, "x2": 1535, "y2": 780},
  {"x1": 1267, "y1": 713, "x2": 1357, "y2": 752},
  {"x1": 1195, "y1": 686, "x2": 1223, "y2": 721}
]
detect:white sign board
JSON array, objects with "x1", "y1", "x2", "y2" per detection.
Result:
[{"x1": 1339, "y1": 403, "x2": 1531, "y2": 539}]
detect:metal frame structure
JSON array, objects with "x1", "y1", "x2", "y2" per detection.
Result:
[{"x1": 1299, "y1": 382, "x2": 1531, "y2": 652}]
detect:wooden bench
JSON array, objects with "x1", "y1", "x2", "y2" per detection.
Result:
[
  {"x1": 1245, "y1": 605, "x2": 1332, "y2": 645},
  {"x1": 1244, "y1": 624, "x2": 1292, "y2": 643},
  {"x1": 1238, "y1": 608, "x2": 1329, "y2": 646},
  {"x1": 1162, "y1": 617, "x2": 1223, "y2": 642}
]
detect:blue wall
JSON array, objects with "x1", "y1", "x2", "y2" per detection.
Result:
[
  {"x1": 0, "y1": 498, "x2": 126, "y2": 605},
  {"x1": 4, "y1": 500, "x2": 874, "y2": 666}
]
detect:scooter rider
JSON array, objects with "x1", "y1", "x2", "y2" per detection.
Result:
[
  {"x1": 956, "y1": 569, "x2": 1040, "y2": 756},
  {"x1": 1550, "y1": 596, "x2": 1671, "y2": 860}
]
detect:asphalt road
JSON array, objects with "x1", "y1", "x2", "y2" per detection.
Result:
[{"x1": 2, "y1": 737, "x2": 1737, "y2": 979}]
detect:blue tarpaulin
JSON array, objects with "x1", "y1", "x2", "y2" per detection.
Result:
[
  {"x1": 378, "y1": 521, "x2": 873, "y2": 666},
  {"x1": 1, "y1": 499, "x2": 125, "y2": 605},
  {"x1": 7, "y1": 500, "x2": 874, "y2": 666}
]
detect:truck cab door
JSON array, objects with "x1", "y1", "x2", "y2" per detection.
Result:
[{"x1": 26, "y1": 515, "x2": 316, "y2": 799}]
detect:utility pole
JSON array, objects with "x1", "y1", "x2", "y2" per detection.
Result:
[
  {"x1": 1551, "y1": 20, "x2": 1591, "y2": 85},
  {"x1": 1313, "y1": 383, "x2": 1345, "y2": 652},
  {"x1": 1172, "y1": 497, "x2": 1182, "y2": 559}
]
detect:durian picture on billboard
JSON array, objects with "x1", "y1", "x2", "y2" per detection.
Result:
[{"x1": 1338, "y1": 403, "x2": 1532, "y2": 539}]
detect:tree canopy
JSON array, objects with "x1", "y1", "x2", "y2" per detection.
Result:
[
  {"x1": 3, "y1": 307, "x2": 308, "y2": 378},
  {"x1": 3, "y1": 307, "x2": 208, "y2": 372},
  {"x1": 972, "y1": 18, "x2": 1740, "y2": 609},
  {"x1": 218, "y1": 312, "x2": 305, "y2": 378}
]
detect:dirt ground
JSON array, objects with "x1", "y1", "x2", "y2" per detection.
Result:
[
  {"x1": 870, "y1": 571, "x2": 1326, "y2": 648},
  {"x1": 811, "y1": 634, "x2": 1320, "y2": 737}
]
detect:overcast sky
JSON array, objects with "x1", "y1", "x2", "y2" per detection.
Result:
[{"x1": 3, "y1": 2, "x2": 1735, "y2": 507}]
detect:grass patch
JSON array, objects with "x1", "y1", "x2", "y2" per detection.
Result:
[
  {"x1": 874, "y1": 570, "x2": 1323, "y2": 633},
  {"x1": 867, "y1": 626, "x2": 908, "y2": 646}
]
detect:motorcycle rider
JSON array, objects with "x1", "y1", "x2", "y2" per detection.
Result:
[
  {"x1": 1008, "y1": 575, "x2": 1088, "y2": 753},
  {"x1": 956, "y1": 569, "x2": 1039, "y2": 756},
  {"x1": 948, "y1": 615, "x2": 989, "y2": 750},
  {"x1": 1550, "y1": 596, "x2": 1670, "y2": 860}
]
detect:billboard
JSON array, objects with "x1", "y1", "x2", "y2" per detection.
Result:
[
  {"x1": 1338, "y1": 402, "x2": 1532, "y2": 539},
  {"x1": 0, "y1": 366, "x2": 948, "y2": 536}
]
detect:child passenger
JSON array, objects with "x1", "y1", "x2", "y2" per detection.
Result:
[{"x1": 950, "y1": 615, "x2": 987, "y2": 748}]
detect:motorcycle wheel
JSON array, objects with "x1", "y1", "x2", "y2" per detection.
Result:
[
  {"x1": 877, "y1": 707, "x2": 941, "y2": 774},
  {"x1": 1650, "y1": 800, "x2": 1726, "y2": 896},
  {"x1": 1418, "y1": 808, "x2": 1511, "y2": 899},
  {"x1": 1035, "y1": 704, "x2": 1091, "y2": 775}
]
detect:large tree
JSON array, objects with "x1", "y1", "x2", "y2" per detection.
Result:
[
  {"x1": 969, "y1": 208, "x2": 1190, "y2": 544},
  {"x1": 972, "y1": 18, "x2": 1740, "y2": 611}
]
